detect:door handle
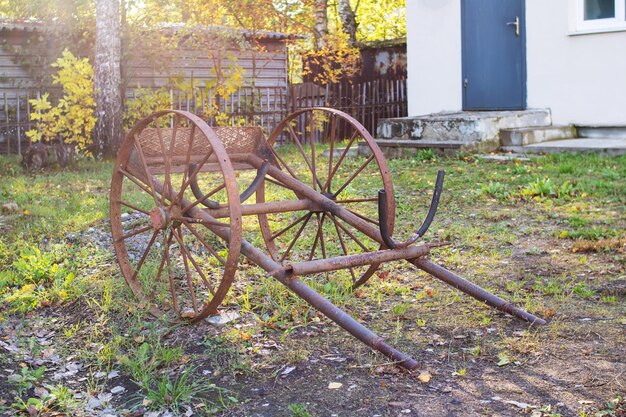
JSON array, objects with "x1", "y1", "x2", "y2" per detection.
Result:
[{"x1": 506, "y1": 16, "x2": 520, "y2": 36}]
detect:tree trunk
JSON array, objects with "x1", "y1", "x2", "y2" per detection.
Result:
[
  {"x1": 314, "y1": 0, "x2": 328, "y2": 49},
  {"x1": 94, "y1": 0, "x2": 122, "y2": 158},
  {"x1": 337, "y1": 0, "x2": 358, "y2": 47}
]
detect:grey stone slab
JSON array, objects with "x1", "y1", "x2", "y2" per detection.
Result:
[
  {"x1": 500, "y1": 125, "x2": 576, "y2": 146},
  {"x1": 506, "y1": 138, "x2": 626, "y2": 156}
]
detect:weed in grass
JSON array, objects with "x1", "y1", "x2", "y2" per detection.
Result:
[
  {"x1": 572, "y1": 282, "x2": 596, "y2": 298},
  {"x1": 601, "y1": 295, "x2": 617, "y2": 304},
  {"x1": 533, "y1": 279, "x2": 564, "y2": 296},
  {"x1": 141, "y1": 368, "x2": 212, "y2": 415},
  {"x1": 511, "y1": 164, "x2": 530, "y2": 175},
  {"x1": 120, "y1": 340, "x2": 184, "y2": 387},
  {"x1": 288, "y1": 403, "x2": 311, "y2": 417},
  {"x1": 48, "y1": 384, "x2": 77, "y2": 412},
  {"x1": 391, "y1": 302, "x2": 410, "y2": 317},
  {"x1": 480, "y1": 181, "x2": 510, "y2": 200},
  {"x1": 10, "y1": 365, "x2": 46, "y2": 396},
  {"x1": 522, "y1": 177, "x2": 556, "y2": 198},
  {"x1": 415, "y1": 148, "x2": 436, "y2": 162}
]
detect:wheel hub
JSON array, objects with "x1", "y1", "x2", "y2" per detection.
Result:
[{"x1": 149, "y1": 206, "x2": 170, "y2": 230}]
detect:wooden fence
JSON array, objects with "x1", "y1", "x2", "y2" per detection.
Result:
[{"x1": 1, "y1": 78, "x2": 407, "y2": 155}]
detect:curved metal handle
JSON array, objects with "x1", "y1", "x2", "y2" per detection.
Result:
[
  {"x1": 506, "y1": 16, "x2": 520, "y2": 36},
  {"x1": 378, "y1": 170, "x2": 445, "y2": 249}
]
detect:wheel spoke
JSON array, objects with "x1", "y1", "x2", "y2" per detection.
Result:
[
  {"x1": 269, "y1": 146, "x2": 301, "y2": 182},
  {"x1": 329, "y1": 213, "x2": 356, "y2": 282},
  {"x1": 270, "y1": 212, "x2": 310, "y2": 241},
  {"x1": 119, "y1": 167, "x2": 155, "y2": 197},
  {"x1": 118, "y1": 200, "x2": 151, "y2": 215},
  {"x1": 332, "y1": 154, "x2": 375, "y2": 198},
  {"x1": 179, "y1": 117, "x2": 197, "y2": 197},
  {"x1": 163, "y1": 231, "x2": 180, "y2": 314},
  {"x1": 154, "y1": 120, "x2": 173, "y2": 205},
  {"x1": 346, "y1": 208, "x2": 380, "y2": 227},
  {"x1": 318, "y1": 213, "x2": 327, "y2": 259},
  {"x1": 308, "y1": 112, "x2": 320, "y2": 192},
  {"x1": 265, "y1": 177, "x2": 297, "y2": 192},
  {"x1": 118, "y1": 224, "x2": 153, "y2": 242},
  {"x1": 133, "y1": 135, "x2": 161, "y2": 205},
  {"x1": 172, "y1": 226, "x2": 215, "y2": 296},
  {"x1": 175, "y1": 227, "x2": 199, "y2": 313},
  {"x1": 180, "y1": 219, "x2": 227, "y2": 266},
  {"x1": 326, "y1": 115, "x2": 337, "y2": 190},
  {"x1": 322, "y1": 129, "x2": 359, "y2": 193},
  {"x1": 174, "y1": 149, "x2": 214, "y2": 205},
  {"x1": 308, "y1": 213, "x2": 322, "y2": 261},
  {"x1": 131, "y1": 229, "x2": 161, "y2": 281},
  {"x1": 280, "y1": 213, "x2": 313, "y2": 262},
  {"x1": 286, "y1": 123, "x2": 324, "y2": 190},
  {"x1": 332, "y1": 215, "x2": 370, "y2": 252},
  {"x1": 186, "y1": 182, "x2": 226, "y2": 211}
]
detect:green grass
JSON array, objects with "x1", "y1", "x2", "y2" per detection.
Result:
[{"x1": 0, "y1": 150, "x2": 624, "y2": 414}]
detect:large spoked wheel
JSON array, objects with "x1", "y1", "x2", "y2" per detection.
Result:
[
  {"x1": 257, "y1": 107, "x2": 395, "y2": 289},
  {"x1": 110, "y1": 110, "x2": 242, "y2": 322}
]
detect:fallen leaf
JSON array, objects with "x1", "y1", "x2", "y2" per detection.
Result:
[
  {"x1": 417, "y1": 371, "x2": 431, "y2": 383},
  {"x1": 328, "y1": 382, "x2": 343, "y2": 389}
]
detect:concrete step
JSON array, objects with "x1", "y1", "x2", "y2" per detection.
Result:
[
  {"x1": 577, "y1": 126, "x2": 626, "y2": 139},
  {"x1": 362, "y1": 139, "x2": 463, "y2": 159},
  {"x1": 502, "y1": 138, "x2": 626, "y2": 156},
  {"x1": 376, "y1": 109, "x2": 552, "y2": 152},
  {"x1": 500, "y1": 125, "x2": 576, "y2": 146}
]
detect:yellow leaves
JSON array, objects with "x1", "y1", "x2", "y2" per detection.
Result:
[
  {"x1": 27, "y1": 49, "x2": 96, "y2": 153},
  {"x1": 302, "y1": 31, "x2": 361, "y2": 84}
]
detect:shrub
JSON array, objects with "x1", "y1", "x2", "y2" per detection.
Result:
[{"x1": 27, "y1": 49, "x2": 96, "y2": 156}]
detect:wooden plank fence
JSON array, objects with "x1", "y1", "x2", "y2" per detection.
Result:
[{"x1": 289, "y1": 77, "x2": 408, "y2": 136}]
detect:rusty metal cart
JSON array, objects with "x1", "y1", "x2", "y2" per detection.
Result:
[{"x1": 110, "y1": 108, "x2": 545, "y2": 370}]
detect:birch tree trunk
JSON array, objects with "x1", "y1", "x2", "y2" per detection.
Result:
[
  {"x1": 314, "y1": 0, "x2": 328, "y2": 49},
  {"x1": 337, "y1": 0, "x2": 358, "y2": 47},
  {"x1": 94, "y1": 0, "x2": 122, "y2": 157}
]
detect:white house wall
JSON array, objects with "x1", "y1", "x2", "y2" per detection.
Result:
[
  {"x1": 407, "y1": 0, "x2": 626, "y2": 126},
  {"x1": 407, "y1": 0, "x2": 462, "y2": 116},
  {"x1": 526, "y1": 0, "x2": 626, "y2": 125}
]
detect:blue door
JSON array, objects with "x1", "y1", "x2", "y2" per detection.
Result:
[{"x1": 461, "y1": 0, "x2": 526, "y2": 110}]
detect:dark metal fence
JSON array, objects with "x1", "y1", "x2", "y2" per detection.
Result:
[
  {"x1": 1, "y1": 78, "x2": 407, "y2": 155},
  {"x1": 0, "y1": 89, "x2": 40, "y2": 155}
]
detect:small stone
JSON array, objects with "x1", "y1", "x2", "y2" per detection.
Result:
[
  {"x1": 205, "y1": 311, "x2": 241, "y2": 326},
  {"x1": 110, "y1": 386, "x2": 126, "y2": 394},
  {"x1": 107, "y1": 370, "x2": 120, "y2": 379},
  {"x1": 1, "y1": 203, "x2": 19, "y2": 214},
  {"x1": 328, "y1": 382, "x2": 343, "y2": 389},
  {"x1": 87, "y1": 396, "x2": 102, "y2": 409}
]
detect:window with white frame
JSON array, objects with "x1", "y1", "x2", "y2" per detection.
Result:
[{"x1": 574, "y1": 0, "x2": 626, "y2": 32}]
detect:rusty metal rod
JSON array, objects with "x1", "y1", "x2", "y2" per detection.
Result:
[
  {"x1": 277, "y1": 245, "x2": 430, "y2": 277},
  {"x1": 410, "y1": 258, "x2": 547, "y2": 325},
  {"x1": 247, "y1": 154, "x2": 547, "y2": 326},
  {"x1": 176, "y1": 186, "x2": 421, "y2": 370},
  {"x1": 205, "y1": 199, "x2": 312, "y2": 218}
]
